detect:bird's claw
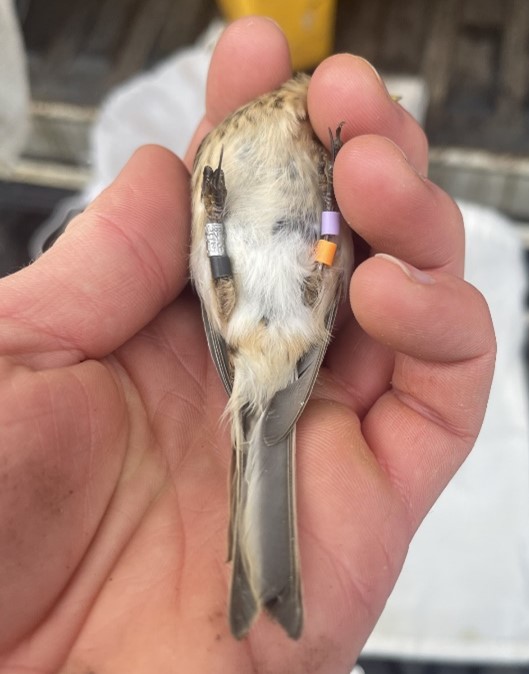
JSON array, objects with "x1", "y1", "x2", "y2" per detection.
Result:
[
  {"x1": 328, "y1": 122, "x2": 345, "y2": 163},
  {"x1": 202, "y1": 148, "x2": 227, "y2": 221}
]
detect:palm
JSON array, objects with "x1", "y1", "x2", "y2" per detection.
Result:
[
  {"x1": 0, "y1": 19, "x2": 494, "y2": 674},
  {"x1": 2, "y1": 292, "x2": 394, "y2": 672}
]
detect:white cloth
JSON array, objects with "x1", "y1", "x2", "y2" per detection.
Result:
[
  {"x1": 363, "y1": 201, "x2": 529, "y2": 663},
  {"x1": 83, "y1": 20, "x2": 223, "y2": 202}
]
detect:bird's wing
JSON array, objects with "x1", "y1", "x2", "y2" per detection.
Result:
[{"x1": 200, "y1": 301, "x2": 234, "y2": 396}]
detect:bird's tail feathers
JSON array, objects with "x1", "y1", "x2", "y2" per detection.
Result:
[{"x1": 228, "y1": 407, "x2": 302, "y2": 639}]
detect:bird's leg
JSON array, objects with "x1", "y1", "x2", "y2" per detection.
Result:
[
  {"x1": 305, "y1": 124, "x2": 345, "y2": 306},
  {"x1": 202, "y1": 150, "x2": 236, "y2": 320},
  {"x1": 304, "y1": 123, "x2": 346, "y2": 301},
  {"x1": 202, "y1": 148, "x2": 227, "y2": 222},
  {"x1": 319, "y1": 122, "x2": 345, "y2": 211}
]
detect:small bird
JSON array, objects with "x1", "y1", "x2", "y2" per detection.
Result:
[{"x1": 190, "y1": 73, "x2": 354, "y2": 639}]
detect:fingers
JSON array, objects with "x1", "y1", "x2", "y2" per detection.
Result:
[
  {"x1": 354, "y1": 254, "x2": 496, "y2": 528},
  {"x1": 184, "y1": 17, "x2": 292, "y2": 169},
  {"x1": 327, "y1": 132, "x2": 493, "y2": 527},
  {"x1": 334, "y1": 135, "x2": 465, "y2": 276},
  {"x1": 0, "y1": 145, "x2": 190, "y2": 366},
  {"x1": 326, "y1": 133, "x2": 465, "y2": 410},
  {"x1": 324, "y1": 320, "x2": 394, "y2": 418},
  {"x1": 353, "y1": 256, "x2": 492, "y2": 361},
  {"x1": 308, "y1": 54, "x2": 429, "y2": 174}
]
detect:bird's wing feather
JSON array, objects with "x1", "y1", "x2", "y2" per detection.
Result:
[{"x1": 200, "y1": 301, "x2": 234, "y2": 396}]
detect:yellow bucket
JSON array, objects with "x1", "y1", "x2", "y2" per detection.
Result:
[{"x1": 216, "y1": 0, "x2": 337, "y2": 70}]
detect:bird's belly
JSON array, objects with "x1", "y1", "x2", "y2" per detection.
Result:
[{"x1": 224, "y1": 210, "x2": 321, "y2": 350}]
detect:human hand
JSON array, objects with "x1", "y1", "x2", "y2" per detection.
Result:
[{"x1": 0, "y1": 17, "x2": 495, "y2": 674}]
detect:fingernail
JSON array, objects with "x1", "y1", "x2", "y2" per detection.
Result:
[
  {"x1": 384, "y1": 138, "x2": 427, "y2": 180},
  {"x1": 358, "y1": 58, "x2": 402, "y2": 108},
  {"x1": 375, "y1": 253, "x2": 435, "y2": 284},
  {"x1": 358, "y1": 57, "x2": 384, "y2": 86}
]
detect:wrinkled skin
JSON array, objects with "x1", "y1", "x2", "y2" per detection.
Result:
[{"x1": 0, "y1": 17, "x2": 495, "y2": 674}]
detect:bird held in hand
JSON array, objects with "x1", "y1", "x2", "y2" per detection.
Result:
[{"x1": 190, "y1": 73, "x2": 354, "y2": 639}]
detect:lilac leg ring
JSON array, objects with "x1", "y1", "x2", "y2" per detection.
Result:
[{"x1": 321, "y1": 210, "x2": 340, "y2": 236}]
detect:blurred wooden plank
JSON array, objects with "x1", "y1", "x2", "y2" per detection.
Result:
[
  {"x1": 379, "y1": 0, "x2": 427, "y2": 72},
  {"x1": 498, "y1": 0, "x2": 529, "y2": 111},
  {"x1": 429, "y1": 146, "x2": 529, "y2": 220},
  {"x1": 21, "y1": 0, "x2": 73, "y2": 50},
  {"x1": 336, "y1": 0, "x2": 384, "y2": 63},
  {"x1": 85, "y1": 0, "x2": 141, "y2": 57},
  {"x1": 453, "y1": 22, "x2": 499, "y2": 92},
  {"x1": 421, "y1": 0, "x2": 460, "y2": 105},
  {"x1": 0, "y1": 159, "x2": 91, "y2": 191},
  {"x1": 461, "y1": 0, "x2": 504, "y2": 26},
  {"x1": 156, "y1": 0, "x2": 216, "y2": 57},
  {"x1": 44, "y1": 1, "x2": 102, "y2": 71},
  {"x1": 108, "y1": 0, "x2": 174, "y2": 85},
  {"x1": 16, "y1": 0, "x2": 529, "y2": 156},
  {"x1": 25, "y1": 100, "x2": 96, "y2": 165}
]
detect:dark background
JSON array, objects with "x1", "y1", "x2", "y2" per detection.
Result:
[
  {"x1": 4, "y1": 0, "x2": 529, "y2": 274},
  {"x1": 16, "y1": 0, "x2": 529, "y2": 151}
]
